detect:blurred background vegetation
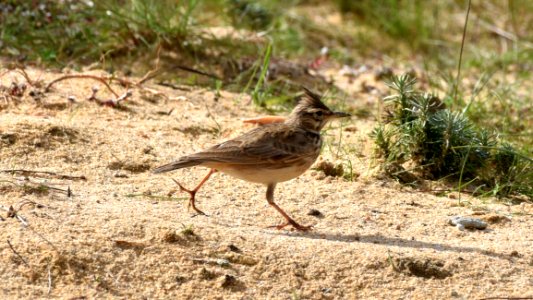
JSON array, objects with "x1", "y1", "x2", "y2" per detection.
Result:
[
  {"x1": 1, "y1": 0, "x2": 531, "y2": 198},
  {"x1": 2, "y1": 1, "x2": 531, "y2": 68}
]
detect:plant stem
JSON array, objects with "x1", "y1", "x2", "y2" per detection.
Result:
[{"x1": 453, "y1": 0, "x2": 472, "y2": 102}]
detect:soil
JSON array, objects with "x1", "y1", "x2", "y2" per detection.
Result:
[{"x1": 1, "y1": 66, "x2": 532, "y2": 299}]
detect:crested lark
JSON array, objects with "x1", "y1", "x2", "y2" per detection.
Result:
[{"x1": 153, "y1": 88, "x2": 350, "y2": 231}]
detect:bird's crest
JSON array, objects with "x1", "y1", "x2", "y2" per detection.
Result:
[{"x1": 297, "y1": 87, "x2": 330, "y2": 110}]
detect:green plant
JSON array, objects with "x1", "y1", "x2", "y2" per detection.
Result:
[
  {"x1": 371, "y1": 74, "x2": 532, "y2": 199},
  {"x1": 251, "y1": 42, "x2": 273, "y2": 106},
  {"x1": 336, "y1": 0, "x2": 439, "y2": 51},
  {"x1": 180, "y1": 224, "x2": 195, "y2": 236},
  {"x1": 0, "y1": 0, "x2": 202, "y2": 64},
  {"x1": 227, "y1": 0, "x2": 274, "y2": 31}
]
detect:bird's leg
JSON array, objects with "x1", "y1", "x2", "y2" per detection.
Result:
[
  {"x1": 265, "y1": 183, "x2": 312, "y2": 232},
  {"x1": 172, "y1": 169, "x2": 217, "y2": 216}
]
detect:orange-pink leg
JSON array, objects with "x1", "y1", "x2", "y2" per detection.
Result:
[
  {"x1": 266, "y1": 183, "x2": 312, "y2": 232},
  {"x1": 172, "y1": 169, "x2": 217, "y2": 215}
]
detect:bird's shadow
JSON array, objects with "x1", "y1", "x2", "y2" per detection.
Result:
[{"x1": 266, "y1": 230, "x2": 512, "y2": 260}]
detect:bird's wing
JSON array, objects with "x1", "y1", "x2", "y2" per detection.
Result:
[
  {"x1": 242, "y1": 116, "x2": 286, "y2": 125},
  {"x1": 186, "y1": 124, "x2": 320, "y2": 167}
]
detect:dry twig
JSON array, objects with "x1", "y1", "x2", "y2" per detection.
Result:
[
  {"x1": 1, "y1": 202, "x2": 58, "y2": 251},
  {"x1": 40, "y1": 46, "x2": 164, "y2": 109},
  {"x1": 45, "y1": 74, "x2": 119, "y2": 97},
  {"x1": 5, "y1": 204, "x2": 58, "y2": 249},
  {"x1": 47, "y1": 261, "x2": 53, "y2": 294},
  {"x1": 88, "y1": 86, "x2": 133, "y2": 107},
  {"x1": 16, "y1": 68, "x2": 36, "y2": 87},
  {"x1": 1, "y1": 204, "x2": 29, "y2": 226},
  {"x1": 16, "y1": 199, "x2": 46, "y2": 211},
  {"x1": 1, "y1": 169, "x2": 87, "y2": 181},
  {"x1": 136, "y1": 44, "x2": 162, "y2": 86},
  {"x1": 173, "y1": 65, "x2": 222, "y2": 81},
  {"x1": 0, "y1": 176, "x2": 72, "y2": 197},
  {"x1": 157, "y1": 81, "x2": 193, "y2": 91},
  {"x1": 7, "y1": 240, "x2": 30, "y2": 267}
]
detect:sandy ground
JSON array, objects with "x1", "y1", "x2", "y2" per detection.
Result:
[{"x1": 1, "y1": 67, "x2": 532, "y2": 299}]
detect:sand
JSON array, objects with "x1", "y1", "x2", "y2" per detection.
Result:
[{"x1": 1, "y1": 66, "x2": 532, "y2": 299}]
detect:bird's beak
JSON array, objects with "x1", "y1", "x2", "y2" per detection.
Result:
[{"x1": 331, "y1": 111, "x2": 351, "y2": 118}]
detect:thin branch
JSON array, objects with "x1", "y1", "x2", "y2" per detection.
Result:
[
  {"x1": 7, "y1": 240, "x2": 30, "y2": 267},
  {"x1": 0, "y1": 177, "x2": 71, "y2": 196},
  {"x1": 2, "y1": 207, "x2": 58, "y2": 251},
  {"x1": 1, "y1": 169, "x2": 87, "y2": 181},
  {"x1": 87, "y1": 86, "x2": 132, "y2": 107},
  {"x1": 140, "y1": 87, "x2": 169, "y2": 101},
  {"x1": 17, "y1": 199, "x2": 46, "y2": 211},
  {"x1": 47, "y1": 261, "x2": 52, "y2": 294},
  {"x1": 45, "y1": 74, "x2": 119, "y2": 97},
  {"x1": 430, "y1": 189, "x2": 477, "y2": 194},
  {"x1": 16, "y1": 214, "x2": 29, "y2": 226},
  {"x1": 478, "y1": 19, "x2": 517, "y2": 41},
  {"x1": 1, "y1": 205, "x2": 29, "y2": 226},
  {"x1": 16, "y1": 68, "x2": 35, "y2": 86},
  {"x1": 43, "y1": 184, "x2": 71, "y2": 195},
  {"x1": 173, "y1": 65, "x2": 222, "y2": 81},
  {"x1": 157, "y1": 81, "x2": 193, "y2": 91},
  {"x1": 136, "y1": 69, "x2": 161, "y2": 86},
  {"x1": 136, "y1": 44, "x2": 162, "y2": 85},
  {"x1": 27, "y1": 225, "x2": 58, "y2": 251},
  {"x1": 51, "y1": 45, "x2": 162, "y2": 92}
]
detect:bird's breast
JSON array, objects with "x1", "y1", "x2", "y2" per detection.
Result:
[{"x1": 208, "y1": 158, "x2": 316, "y2": 184}]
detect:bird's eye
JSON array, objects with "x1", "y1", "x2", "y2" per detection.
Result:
[{"x1": 314, "y1": 111, "x2": 323, "y2": 118}]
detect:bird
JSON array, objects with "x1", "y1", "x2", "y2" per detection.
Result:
[{"x1": 153, "y1": 87, "x2": 350, "y2": 231}]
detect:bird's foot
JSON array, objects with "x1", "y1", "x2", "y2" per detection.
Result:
[
  {"x1": 189, "y1": 201, "x2": 207, "y2": 216},
  {"x1": 269, "y1": 220, "x2": 313, "y2": 232},
  {"x1": 171, "y1": 179, "x2": 207, "y2": 216}
]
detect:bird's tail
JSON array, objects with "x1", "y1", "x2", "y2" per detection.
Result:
[{"x1": 152, "y1": 158, "x2": 202, "y2": 174}]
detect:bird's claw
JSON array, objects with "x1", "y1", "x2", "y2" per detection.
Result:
[
  {"x1": 171, "y1": 178, "x2": 206, "y2": 216},
  {"x1": 268, "y1": 221, "x2": 313, "y2": 232}
]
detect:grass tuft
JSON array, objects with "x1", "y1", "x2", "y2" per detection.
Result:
[{"x1": 371, "y1": 74, "x2": 532, "y2": 199}]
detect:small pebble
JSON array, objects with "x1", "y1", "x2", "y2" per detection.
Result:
[
  {"x1": 220, "y1": 274, "x2": 236, "y2": 288},
  {"x1": 307, "y1": 209, "x2": 323, "y2": 217},
  {"x1": 449, "y1": 216, "x2": 487, "y2": 231},
  {"x1": 228, "y1": 244, "x2": 241, "y2": 253},
  {"x1": 216, "y1": 259, "x2": 230, "y2": 267},
  {"x1": 114, "y1": 172, "x2": 129, "y2": 178},
  {"x1": 451, "y1": 290, "x2": 459, "y2": 297},
  {"x1": 315, "y1": 173, "x2": 326, "y2": 180}
]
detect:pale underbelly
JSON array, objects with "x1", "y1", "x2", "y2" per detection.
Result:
[{"x1": 205, "y1": 162, "x2": 314, "y2": 184}]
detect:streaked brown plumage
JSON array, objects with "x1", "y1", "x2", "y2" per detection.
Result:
[{"x1": 153, "y1": 87, "x2": 350, "y2": 231}]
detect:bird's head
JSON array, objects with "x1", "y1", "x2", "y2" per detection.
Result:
[{"x1": 287, "y1": 87, "x2": 351, "y2": 131}]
